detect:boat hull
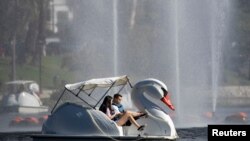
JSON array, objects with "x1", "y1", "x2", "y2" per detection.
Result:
[{"x1": 32, "y1": 135, "x2": 175, "y2": 141}]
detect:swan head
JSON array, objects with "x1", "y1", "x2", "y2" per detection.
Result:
[{"x1": 132, "y1": 78, "x2": 175, "y2": 111}]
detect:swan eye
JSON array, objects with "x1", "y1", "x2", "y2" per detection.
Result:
[{"x1": 161, "y1": 87, "x2": 168, "y2": 96}]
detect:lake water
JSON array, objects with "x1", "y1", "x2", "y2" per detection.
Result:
[
  {"x1": 0, "y1": 106, "x2": 249, "y2": 141},
  {"x1": 0, "y1": 127, "x2": 207, "y2": 141}
]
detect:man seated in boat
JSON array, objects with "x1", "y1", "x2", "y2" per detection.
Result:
[
  {"x1": 99, "y1": 95, "x2": 146, "y2": 131},
  {"x1": 112, "y1": 93, "x2": 147, "y2": 126}
]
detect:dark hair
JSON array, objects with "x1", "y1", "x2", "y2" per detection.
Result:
[
  {"x1": 99, "y1": 95, "x2": 113, "y2": 114},
  {"x1": 113, "y1": 93, "x2": 122, "y2": 99}
]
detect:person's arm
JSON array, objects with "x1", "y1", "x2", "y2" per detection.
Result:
[
  {"x1": 106, "y1": 108, "x2": 120, "y2": 120},
  {"x1": 112, "y1": 105, "x2": 121, "y2": 114},
  {"x1": 118, "y1": 104, "x2": 144, "y2": 117}
]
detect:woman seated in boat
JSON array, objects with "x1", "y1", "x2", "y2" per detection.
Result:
[{"x1": 99, "y1": 95, "x2": 146, "y2": 131}]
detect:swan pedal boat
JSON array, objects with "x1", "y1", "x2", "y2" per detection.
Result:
[
  {"x1": 0, "y1": 80, "x2": 49, "y2": 128},
  {"x1": 33, "y1": 75, "x2": 178, "y2": 141}
]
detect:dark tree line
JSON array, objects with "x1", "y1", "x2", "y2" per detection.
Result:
[
  {"x1": 222, "y1": 0, "x2": 250, "y2": 80},
  {"x1": 1, "y1": 0, "x2": 250, "y2": 80},
  {"x1": 0, "y1": 0, "x2": 49, "y2": 65}
]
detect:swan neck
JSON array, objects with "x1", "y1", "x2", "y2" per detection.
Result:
[{"x1": 140, "y1": 92, "x2": 158, "y2": 109}]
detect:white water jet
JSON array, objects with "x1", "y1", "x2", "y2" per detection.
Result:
[
  {"x1": 172, "y1": 0, "x2": 231, "y2": 127},
  {"x1": 174, "y1": 0, "x2": 181, "y2": 121},
  {"x1": 113, "y1": 0, "x2": 118, "y2": 76},
  {"x1": 67, "y1": 0, "x2": 232, "y2": 128},
  {"x1": 211, "y1": 0, "x2": 231, "y2": 113},
  {"x1": 130, "y1": 0, "x2": 137, "y2": 29}
]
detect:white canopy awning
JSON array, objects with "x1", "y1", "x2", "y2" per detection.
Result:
[{"x1": 65, "y1": 75, "x2": 129, "y2": 91}]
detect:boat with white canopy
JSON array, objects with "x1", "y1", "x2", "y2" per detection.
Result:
[{"x1": 33, "y1": 75, "x2": 178, "y2": 140}]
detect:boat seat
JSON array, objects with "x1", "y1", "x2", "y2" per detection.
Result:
[{"x1": 117, "y1": 125, "x2": 124, "y2": 136}]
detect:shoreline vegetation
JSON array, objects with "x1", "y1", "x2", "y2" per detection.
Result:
[{"x1": 1, "y1": 55, "x2": 250, "y2": 108}]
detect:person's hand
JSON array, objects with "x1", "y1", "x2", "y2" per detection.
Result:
[{"x1": 115, "y1": 112, "x2": 122, "y2": 116}]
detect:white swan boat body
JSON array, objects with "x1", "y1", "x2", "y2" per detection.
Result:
[
  {"x1": 0, "y1": 80, "x2": 49, "y2": 129},
  {"x1": 38, "y1": 75, "x2": 178, "y2": 140}
]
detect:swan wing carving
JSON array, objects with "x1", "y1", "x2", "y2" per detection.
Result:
[{"x1": 42, "y1": 103, "x2": 121, "y2": 136}]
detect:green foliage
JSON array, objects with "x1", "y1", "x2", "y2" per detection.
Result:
[
  {"x1": 0, "y1": 0, "x2": 39, "y2": 44},
  {"x1": 0, "y1": 55, "x2": 76, "y2": 89}
]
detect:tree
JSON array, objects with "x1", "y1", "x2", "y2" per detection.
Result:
[{"x1": 0, "y1": 0, "x2": 49, "y2": 65}]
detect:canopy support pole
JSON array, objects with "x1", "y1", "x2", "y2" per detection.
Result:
[
  {"x1": 51, "y1": 88, "x2": 66, "y2": 113},
  {"x1": 93, "y1": 81, "x2": 116, "y2": 109}
]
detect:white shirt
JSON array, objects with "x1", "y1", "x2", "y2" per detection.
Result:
[{"x1": 112, "y1": 105, "x2": 121, "y2": 114}]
